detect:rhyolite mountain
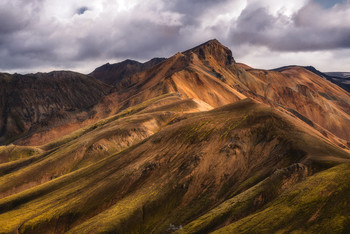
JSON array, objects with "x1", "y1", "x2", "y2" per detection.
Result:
[
  {"x1": 90, "y1": 57, "x2": 166, "y2": 86},
  {"x1": 0, "y1": 39, "x2": 349, "y2": 233},
  {"x1": 0, "y1": 71, "x2": 112, "y2": 145},
  {"x1": 273, "y1": 65, "x2": 350, "y2": 93}
]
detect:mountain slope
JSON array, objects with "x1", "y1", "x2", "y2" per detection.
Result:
[
  {"x1": 273, "y1": 65, "x2": 350, "y2": 93},
  {"x1": 0, "y1": 93, "x2": 212, "y2": 198},
  {"x1": 182, "y1": 163, "x2": 350, "y2": 233},
  {"x1": 0, "y1": 99, "x2": 349, "y2": 233},
  {"x1": 239, "y1": 65, "x2": 350, "y2": 142},
  {"x1": 92, "y1": 40, "x2": 350, "y2": 144},
  {"x1": 5, "y1": 39, "x2": 349, "y2": 147},
  {"x1": 0, "y1": 71, "x2": 112, "y2": 145},
  {"x1": 0, "y1": 39, "x2": 350, "y2": 233}
]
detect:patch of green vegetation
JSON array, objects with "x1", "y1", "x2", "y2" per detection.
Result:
[
  {"x1": 229, "y1": 170, "x2": 271, "y2": 198},
  {"x1": 66, "y1": 185, "x2": 160, "y2": 233},
  {"x1": 0, "y1": 143, "x2": 140, "y2": 233},
  {"x1": 183, "y1": 120, "x2": 216, "y2": 143},
  {"x1": 212, "y1": 163, "x2": 350, "y2": 233},
  {"x1": 0, "y1": 145, "x2": 42, "y2": 162},
  {"x1": 220, "y1": 114, "x2": 248, "y2": 139},
  {"x1": 176, "y1": 164, "x2": 299, "y2": 234}
]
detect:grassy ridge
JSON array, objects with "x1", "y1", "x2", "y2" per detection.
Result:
[
  {"x1": 0, "y1": 98, "x2": 349, "y2": 233},
  {"x1": 213, "y1": 163, "x2": 350, "y2": 233}
]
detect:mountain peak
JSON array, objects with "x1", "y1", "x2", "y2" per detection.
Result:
[
  {"x1": 203, "y1": 38, "x2": 221, "y2": 45},
  {"x1": 183, "y1": 39, "x2": 235, "y2": 66}
]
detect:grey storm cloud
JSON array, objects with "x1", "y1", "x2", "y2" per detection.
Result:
[
  {"x1": 164, "y1": 0, "x2": 230, "y2": 25},
  {"x1": 0, "y1": 0, "x2": 349, "y2": 73},
  {"x1": 230, "y1": 1, "x2": 350, "y2": 51},
  {"x1": 76, "y1": 6, "x2": 89, "y2": 15}
]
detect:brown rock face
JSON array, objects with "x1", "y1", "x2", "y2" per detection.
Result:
[
  {"x1": 0, "y1": 71, "x2": 112, "y2": 144},
  {"x1": 237, "y1": 66, "x2": 350, "y2": 141},
  {"x1": 183, "y1": 39, "x2": 235, "y2": 66},
  {"x1": 92, "y1": 39, "x2": 350, "y2": 143},
  {"x1": 90, "y1": 57, "x2": 166, "y2": 86}
]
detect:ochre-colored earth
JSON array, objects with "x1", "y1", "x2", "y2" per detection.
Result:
[{"x1": 0, "y1": 39, "x2": 349, "y2": 233}]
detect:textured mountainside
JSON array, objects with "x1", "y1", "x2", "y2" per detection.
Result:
[
  {"x1": 241, "y1": 65, "x2": 350, "y2": 142},
  {"x1": 0, "y1": 97, "x2": 349, "y2": 233},
  {"x1": 94, "y1": 39, "x2": 350, "y2": 144},
  {"x1": 90, "y1": 58, "x2": 166, "y2": 86},
  {"x1": 4, "y1": 40, "x2": 350, "y2": 147},
  {"x1": 0, "y1": 71, "x2": 112, "y2": 145},
  {"x1": 273, "y1": 66, "x2": 350, "y2": 93},
  {"x1": 0, "y1": 39, "x2": 350, "y2": 233}
]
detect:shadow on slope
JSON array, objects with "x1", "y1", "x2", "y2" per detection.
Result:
[{"x1": 0, "y1": 99, "x2": 348, "y2": 233}]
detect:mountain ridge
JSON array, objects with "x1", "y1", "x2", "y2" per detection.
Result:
[
  {"x1": 90, "y1": 57, "x2": 166, "y2": 86},
  {"x1": 0, "y1": 39, "x2": 350, "y2": 233}
]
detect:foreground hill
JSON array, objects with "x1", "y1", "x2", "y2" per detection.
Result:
[{"x1": 0, "y1": 98, "x2": 349, "y2": 233}]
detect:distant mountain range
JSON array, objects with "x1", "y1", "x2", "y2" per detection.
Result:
[
  {"x1": 0, "y1": 39, "x2": 349, "y2": 233},
  {"x1": 325, "y1": 72, "x2": 350, "y2": 79}
]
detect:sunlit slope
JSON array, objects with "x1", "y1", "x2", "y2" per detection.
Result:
[
  {"x1": 0, "y1": 93, "x2": 211, "y2": 199},
  {"x1": 7, "y1": 39, "x2": 350, "y2": 147},
  {"x1": 95, "y1": 39, "x2": 350, "y2": 144},
  {"x1": 0, "y1": 99, "x2": 348, "y2": 233},
  {"x1": 238, "y1": 66, "x2": 350, "y2": 141}
]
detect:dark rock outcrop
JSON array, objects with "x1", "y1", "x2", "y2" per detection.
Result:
[{"x1": 90, "y1": 57, "x2": 166, "y2": 86}]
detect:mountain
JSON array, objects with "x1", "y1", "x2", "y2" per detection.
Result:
[
  {"x1": 0, "y1": 71, "x2": 112, "y2": 145},
  {"x1": 0, "y1": 98, "x2": 349, "y2": 233},
  {"x1": 5, "y1": 40, "x2": 350, "y2": 147},
  {"x1": 325, "y1": 72, "x2": 350, "y2": 92},
  {"x1": 326, "y1": 72, "x2": 350, "y2": 79},
  {"x1": 93, "y1": 40, "x2": 350, "y2": 143},
  {"x1": 90, "y1": 57, "x2": 166, "y2": 86},
  {"x1": 273, "y1": 65, "x2": 350, "y2": 93},
  {"x1": 0, "y1": 39, "x2": 350, "y2": 233}
]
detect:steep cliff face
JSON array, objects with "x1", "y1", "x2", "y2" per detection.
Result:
[{"x1": 0, "y1": 71, "x2": 112, "y2": 144}]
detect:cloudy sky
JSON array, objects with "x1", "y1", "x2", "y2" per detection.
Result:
[{"x1": 1, "y1": 0, "x2": 349, "y2": 74}]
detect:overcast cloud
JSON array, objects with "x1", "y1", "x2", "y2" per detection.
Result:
[{"x1": 0, "y1": 0, "x2": 349, "y2": 73}]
